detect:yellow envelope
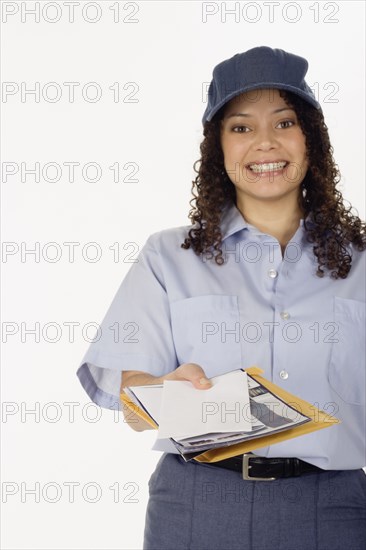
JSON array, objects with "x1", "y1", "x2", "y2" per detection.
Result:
[{"x1": 120, "y1": 366, "x2": 340, "y2": 463}]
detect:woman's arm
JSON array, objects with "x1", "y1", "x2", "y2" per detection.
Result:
[{"x1": 120, "y1": 364, "x2": 212, "y2": 432}]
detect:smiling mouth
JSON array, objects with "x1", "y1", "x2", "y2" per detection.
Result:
[{"x1": 247, "y1": 161, "x2": 289, "y2": 173}]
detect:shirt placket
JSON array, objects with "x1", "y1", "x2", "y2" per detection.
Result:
[
  {"x1": 257, "y1": 235, "x2": 287, "y2": 381},
  {"x1": 268, "y1": 228, "x2": 304, "y2": 387}
]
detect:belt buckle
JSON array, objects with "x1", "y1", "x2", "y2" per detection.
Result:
[{"x1": 242, "y1": 453, "x2": 276, "y2": 481}]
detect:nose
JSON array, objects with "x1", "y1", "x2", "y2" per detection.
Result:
[{"x1": 253, "y1": 125, "x2": 278, "y2": 151}]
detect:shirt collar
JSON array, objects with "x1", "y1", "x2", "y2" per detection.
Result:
[
  {"x1": 220, "y1": 203, "x2": 249, "y2": 240},
  {"x1": 220, "y1": 202, "x2": 314, "y2": 241}
]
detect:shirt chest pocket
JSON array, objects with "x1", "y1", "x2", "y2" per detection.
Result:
[
  {"x1": 170, "y1": 295, "x2": 243, "y2": 378},
  {"x1": 328, "y1": 296, "x2": 366, "y2": 405}
]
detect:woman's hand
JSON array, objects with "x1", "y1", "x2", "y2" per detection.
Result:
[
  {"x1": 121, "y1": 363, "x2": 212, "y2": 431},
  {"x1": 121, "y1": 363, "x2": 212, "y2": 391},
  {"x1": 162, "y1": 363, "x2": 212, "y2": 389}
]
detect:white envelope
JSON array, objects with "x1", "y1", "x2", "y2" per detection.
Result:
[{"x1": 157, "y1": 369, "x2": 252, "y2": 439}]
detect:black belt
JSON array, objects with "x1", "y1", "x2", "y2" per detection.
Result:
[{"x1": 202, "y1": 453, "x2": 327, "y2": 481}]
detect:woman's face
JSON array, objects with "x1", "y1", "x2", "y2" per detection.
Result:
[{"x1": 220, "y1": 88, "x2": 308, "y2": 207}]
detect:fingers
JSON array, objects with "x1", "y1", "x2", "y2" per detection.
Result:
[{"x1": 170, "y1": 363, "x2": 212, "y2": 389}]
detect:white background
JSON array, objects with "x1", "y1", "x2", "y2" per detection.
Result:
[{"x1": 1, "y1": 1, "x2": 365, "y2": 549}]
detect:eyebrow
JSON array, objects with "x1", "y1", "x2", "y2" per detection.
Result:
[{"x1": 223, "y1": 107, "x2": 295, "y2": 119}]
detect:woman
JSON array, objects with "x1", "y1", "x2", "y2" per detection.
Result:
[{"x1": 77, "y1": 46, "x2": 366, "y2": 549}]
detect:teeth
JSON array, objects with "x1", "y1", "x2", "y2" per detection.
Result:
[{"x1": 248, "y1": 161, "x2": 287, "y2": 173}]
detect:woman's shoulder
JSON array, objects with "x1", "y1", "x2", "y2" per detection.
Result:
[{"x1": 145, "y1": 223, "x2": 193, "y2": 251}]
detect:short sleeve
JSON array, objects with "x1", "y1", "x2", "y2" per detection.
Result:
[{"x1": 76, "y1": 233, "x2": 179, "y2": 410}]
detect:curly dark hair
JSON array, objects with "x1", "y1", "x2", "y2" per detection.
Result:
[{"x1": 181, "y1": 89, "x2": 366, "y2": 278}]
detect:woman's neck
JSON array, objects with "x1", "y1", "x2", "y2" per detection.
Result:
[{"x1": 236, "y1": 198, "x2": 304, "y2": 253}]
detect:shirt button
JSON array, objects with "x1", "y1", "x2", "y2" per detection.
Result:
[
  {"x1": 268, "y1": 269, "x2": 278, "y2": 278},
  {"x1": 280, "y1": 311, "x2": 290, "y2": 320},
  {"x1": 279, "y1": 370, "x2": 289, "y2": 380}
]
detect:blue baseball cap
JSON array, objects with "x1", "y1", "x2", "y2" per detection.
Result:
[{"x1": 202, "y1": 46, "x2": 321, "y2": 125}]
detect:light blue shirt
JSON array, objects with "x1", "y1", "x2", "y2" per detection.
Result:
[{"x1": 76, "y1": 203, "x2": 366, "y2": 469}]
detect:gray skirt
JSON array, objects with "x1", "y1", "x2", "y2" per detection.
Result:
[{"x1": 143, "y1": 453, "x2": 366, "y2": 550}]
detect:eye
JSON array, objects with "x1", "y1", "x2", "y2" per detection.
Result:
[
  {"x1": 277, "y1": 120, "x2": 295, "y2": 129},
  {"x1": 231, "y1": 125, "x2": 250, "y2": 133}
]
